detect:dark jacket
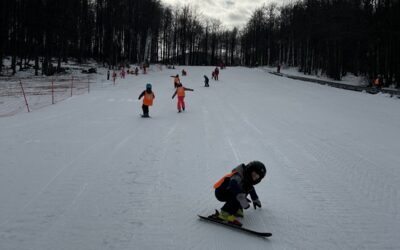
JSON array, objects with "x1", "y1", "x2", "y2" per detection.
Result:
[
  {"x1": 204, "y1": 75, "x2": 209, "y2": 84},
  {"x1": 217, "y1": 164, "x2": 259, "y2": 201}
]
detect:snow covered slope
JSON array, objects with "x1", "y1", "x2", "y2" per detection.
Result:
[{"x1": 1, "y1": 66, "x2": 399, "y2": 249}]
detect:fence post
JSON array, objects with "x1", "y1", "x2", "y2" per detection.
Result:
[
  {"x1": 88, "y1": 75, "x2": 90, "y2": 93},
  {"x1": 52, "y1": 80, "x2": 55, "y2": 104},
  {"x1": 71, "y1": 76, "x2": 74, "y2": 97},
  {"x1": 19, "y1": 81, "x2": 30, "y2": 113}
]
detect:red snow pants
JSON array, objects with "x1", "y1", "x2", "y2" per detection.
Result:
[{"x1": 177, "y1": 96, "x2": 185, "y2": 111}]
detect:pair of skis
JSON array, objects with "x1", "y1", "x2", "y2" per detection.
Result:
[{"x1": 198, "y1": 211, "x2": 272, "y2": 238}]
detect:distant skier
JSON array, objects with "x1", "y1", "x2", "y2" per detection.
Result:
[
  {"x1": 112, "y1": 70, "x2": 117, "y2": 84},
  {"x1": 172, "y1": 82, "x2": 194, "y2": 113},
  {"x1": 204, "y1": 75, "x2": 209, "y2": 87},
  {"x1": 214, "y1": 67, "x2": 219, "y2": 80},
  {"x1": 211, "y1": 161, "x2": 266, "y2": 226},
  {"x1": 171, "y1": 74, "x2": 181, "y2": 88},
  {"x1": 138, "y1": 83, "x2": 155, "y2": 118},
  {"x1": 373, "y1": 75, "x2": 383, "y2": 89},
  {"x1": 182, "y1": 69, "x2": 187, "y2": 76},
  {"x1": 142, "y1": 64, "x2": 147, "y2": 74}
]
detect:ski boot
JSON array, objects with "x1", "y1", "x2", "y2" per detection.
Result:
[
  {"x1": 234, "y1": 208, "x2": 244, "y2": 218},
  {"x1": 213, "y1": 210, "x2": 242, "y2": 227}
]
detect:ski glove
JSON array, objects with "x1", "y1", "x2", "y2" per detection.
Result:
[
  {"x1": 236, "y1": 193, "x2": 250, "y2": 209},
  {"x1": 253, "y1": 199, "x2": 261, "y2": 209}
]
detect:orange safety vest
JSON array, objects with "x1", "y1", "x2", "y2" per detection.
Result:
[
  {"x1": 143, "y1": 92, "x2": 154, "y2": 106},
  {"x1": 213, "y1": 171, "x2": 237, "y2": 189},
  {"x1": 177, "y1": 86, "x2": 185, "y2": 97}
]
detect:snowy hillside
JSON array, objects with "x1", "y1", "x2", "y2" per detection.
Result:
[{"x1": 1, "y1": 66, "x2": 399, "y2": 250}]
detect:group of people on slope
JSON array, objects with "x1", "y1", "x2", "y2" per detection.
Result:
[
  {"x1": 139, "y1": 67, "x2": 224, "y2": 117},
  {"x1": 138, "y1": 74, "x2": 193, "y2": 117},
  {"x1": 138, "y1": 68, "x2": 268, "y2": 227}
]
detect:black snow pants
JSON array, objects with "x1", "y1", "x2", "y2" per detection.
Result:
[
  {"x1": 142, "y1": 105, "x2": 149, "y2": 116},
  {"x1": 215, "y1": 187, "x2": 241, "y2": 215}
]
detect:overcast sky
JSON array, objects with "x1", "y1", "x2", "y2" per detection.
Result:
[{"x1": 161, "y1": 0, "x2": 292, "y2": 29}]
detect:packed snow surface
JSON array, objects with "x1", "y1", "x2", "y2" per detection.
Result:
[{"x1": 1, "y1": 66, "x2": 399, "y2": 250}]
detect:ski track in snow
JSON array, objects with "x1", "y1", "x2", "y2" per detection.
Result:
[{"x1": 1, "y1": 66, "x2": 400, "y2": 250}]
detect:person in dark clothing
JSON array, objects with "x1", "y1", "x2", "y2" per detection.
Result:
[
  {"x1": 204, "y1": 75, "x2": 209, "y2": 87},
  {"x1": 212, "y1": 161, "x2": 267, "y2": 226},
  {"x1": 379, "y1": 75, "x2": 384, "y2": 88},
  {"x1": 171, "y1": 74, "x2": 180, "y2": 88},
  {"x1": 138, "y1": 83, "x2": 155, "y2": 117}
]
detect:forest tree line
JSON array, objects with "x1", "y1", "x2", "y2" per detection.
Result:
[
  {"x1": 241, "y1": 0, "x2": 399, "y2": 85},
  {"x1": 0, "y1": 0, "x2": 399, "y2": 87}
]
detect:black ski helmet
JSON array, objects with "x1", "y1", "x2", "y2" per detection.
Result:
[{"x1": 245, "y1": 161, "x2": 266, "y2": 184}]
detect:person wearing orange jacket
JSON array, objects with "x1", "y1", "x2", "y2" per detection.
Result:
[
  {"x1": 138, "y1": 83, "x2": 155, "y2": 118},
  {"x1": 373, "y1": 75, "x2": 383, "y2": 89},
  {"x1": 172, "y1": 82, "x2": 193, "y2": 113},
  {"x1": 211, "y1": 161, "x2": 266, "y2": 226}
]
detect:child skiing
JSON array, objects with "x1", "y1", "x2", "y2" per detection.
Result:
[
  {"x1": 204, "y1": 75, "x2": 209, "y2": 87},
  {"x1": 112, "y1": 70, "x2": 117, "y2": 84},
  {"x1": 214, "y1": 67, "x2": 219, "y2": 80},
  {"x1": 211, "y1": 161, "x2": 266, "y2": 226},
  {"x1": 171, "y1": 74, "x2": 181, "y2": 88},
  {"x1": 172, "y1": 82, "x2": 194, "y2": 113},
  {"x1": 138, "y1": 83, "x2": 155, "y2": 118}
]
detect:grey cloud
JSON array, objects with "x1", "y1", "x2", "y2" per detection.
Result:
[
  {"x1": 225, "y1": 0, "x2": 235, "y2": 7},
  {"x1": 161, "y1": 0, "x2": 288, "y2": 29},
  {"x1": 201, "y1": 0, "x2": 214, "y2": 5},
  {"x1": 228, "y1": 12, "x2": 245, "y2": 21}
]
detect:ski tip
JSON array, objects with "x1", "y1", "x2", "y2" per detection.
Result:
[{"x1": 262, "y1": 232, "x2": 273, "y2": 237}]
